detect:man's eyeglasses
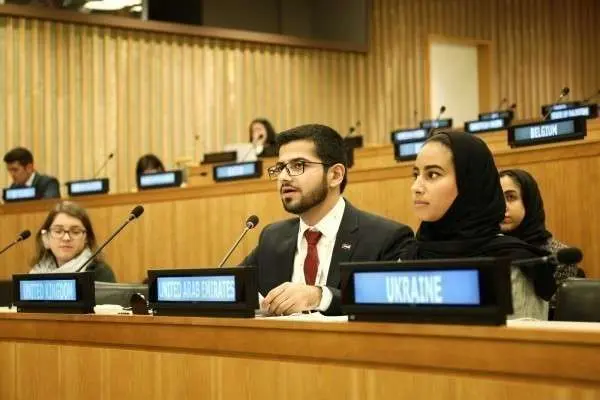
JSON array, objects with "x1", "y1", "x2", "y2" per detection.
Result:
[
  {"x1": 267, "y1": 160, "x2": 330, "y2": 179},
  {"x1": 45, "y1": 227, "x2": 87, "y2": 240}
]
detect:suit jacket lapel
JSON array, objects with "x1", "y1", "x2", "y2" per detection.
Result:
[
  {"x1": 326, "y1": 201, "x2": 359, "y2": 287},
  {"x1": 276, "y1": 220, "x2": 299, "y2": 283}
]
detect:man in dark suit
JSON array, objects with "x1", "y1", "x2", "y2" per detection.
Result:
[
  {"x1": 241, "y1": 124, "x2": 414, "y2": 315},
  {"x1": 3, "y1": 147, "x2": 60, "y2": 199}
]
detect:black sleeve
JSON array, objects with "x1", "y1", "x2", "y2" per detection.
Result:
[
  {"x1": 42, "y1": 177, "x2": 61, "y2": 199},
  {"x1": 497, "y1": 246, "x2": 557, "y2": 301},
  {"x1": 240, "y1": 247, "x2": 258, "y2": 267},
  {"x1": 322, "y1": 287, "x2": 342, "y2": 316},
  {"x1": 519, "y1": 264, "x2": 557, "y2": 301},
  {"x1": 91, "y1": 261, "x2": 117, "y2": 283},
  {"x1": 379, "y1": 225, "x2": 416, "y2": 261}
]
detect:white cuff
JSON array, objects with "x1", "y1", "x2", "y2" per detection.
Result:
[{"x1": 315, "y1": 286, "x2": 333, "y2": 312}]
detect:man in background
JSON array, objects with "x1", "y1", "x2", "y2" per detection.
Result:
[{"x1": 3, "y1": 147, "x2": 60, "y2": 199}]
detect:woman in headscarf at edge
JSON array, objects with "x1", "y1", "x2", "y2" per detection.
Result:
[{"x1": 402, "y1": 132, "x2": 556, "y2": 320}]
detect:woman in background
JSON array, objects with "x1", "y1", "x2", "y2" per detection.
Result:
[
  {"x1": 136, "y1": 153, "x2": 165, "y2": 176},
  {"x1": 248, "y1": 118, "x2": 277, "y2": 157},
  {"x1": 403, "y1": 132, "x2": 555, "y2": 319},
  {"x1": 500, "y1": 169, "x2": 584, "y2": 316},
  {"x1": 30, "y1": 201, "x2": 116, "y2": 282}
]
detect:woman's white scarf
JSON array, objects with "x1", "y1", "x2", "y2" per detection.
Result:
[{"x1": 30, "y1": 247, "x2": 94, "y2": 274}]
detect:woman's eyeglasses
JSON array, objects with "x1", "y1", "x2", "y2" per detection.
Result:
[{"x1": 46, "y1": 227, "x2": 87, "y2": 240}]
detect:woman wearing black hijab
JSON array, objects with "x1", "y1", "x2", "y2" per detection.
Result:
[
  {"x1": 500, "y1": 169, "x2": 583, "y2": 309},
  {"x1": 405, "y1": 132, "x2": 556, "y2": 319}
]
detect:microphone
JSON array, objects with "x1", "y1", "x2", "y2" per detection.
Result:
[
  {"x1": 542, "y1": 87, "x2": 570, "y2": 120},
  {"x1": 436, "y1": 105, "x2": 446, "y2": 121},
  {"x1": 497, "y1": 98, "x2": 508, "y2": 110},
  {"x1": 428, "y1": 106, "x2": 446, "y2": 137},
  {"x1": 512, "y1": 247, "x2": 583, "y2": 268},
  {"x1": 218, "y1": 215, "x2": 260, "y2": 268},
  {"x1": 346, "y1": 120, "x2": 361, "y2": 138},
  {"x1": 93, "y1": 152, "x2": 115, "y2": 178},
  {"x1": 0, "y1": 230, "x2": 31, "y2": 256},
  {"x1": 583, "y1": 89, "x2": 600, "y2": 104},
  {"x1": 76, "y1": 206, "x2": 145, "y2": 273}
]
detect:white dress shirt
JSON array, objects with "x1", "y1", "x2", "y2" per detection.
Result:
[
  {"x1": 291, "y1": 197, "x2": 346, "y2": 311},
  {"x1": 25, "y1": 172, "x2": 37, "y2": 187}
]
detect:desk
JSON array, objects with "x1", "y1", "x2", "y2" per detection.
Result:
[{"x1": 0, "y1": 313, "x2": 599, "y2": 399}]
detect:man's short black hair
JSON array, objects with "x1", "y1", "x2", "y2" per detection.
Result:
[
  {"x1": 276, "y1": 124, "x2": 348, "y2": 193},
  {"x1": 3, "y1": 147, "x2": 34, "y2": 167}
]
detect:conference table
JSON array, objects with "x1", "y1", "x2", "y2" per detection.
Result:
[{"x1": 1, "y1": 311, "x2": 599, "y2": 399}]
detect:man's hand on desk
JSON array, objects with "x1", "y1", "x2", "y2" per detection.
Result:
[{"x1": 261, "y1": 282, "x2": 322, "y2": 315}]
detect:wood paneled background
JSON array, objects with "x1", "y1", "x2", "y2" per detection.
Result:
[{"x1": 1, "y1": 0, "x2": 599, "y2": 192}]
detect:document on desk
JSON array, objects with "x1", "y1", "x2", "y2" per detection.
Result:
[
  {"x1": 256, "y1": 292, "x2": 348, "y2": 322},
  {"x1": 255, "y1": 310, "x2": 348, "y2": 322}
]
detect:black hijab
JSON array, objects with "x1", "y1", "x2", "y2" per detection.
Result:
[
  {"x1": 500, "y1": 169, "x2": 553, "y2": 247},
  {"x1": 410, "y1": 132, "x2": 544, "y2": 260},
  {"x1": 405, "y1": 132, "x2": 555, "y2": 300}
]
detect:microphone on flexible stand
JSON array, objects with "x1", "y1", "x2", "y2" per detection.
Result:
[
  {"x1": 93, "y1": 152, "x2": 115, "y2": 178},
  {"x1": 512, "y1": 247, "x2": 583, "y2": 268},
  {"x1": 345, "y1": 120, "x2": 361, "y2": 138},
  {"x1": 542, "y1": 86, "x2": 570, "y2": 120},
  {"x1": 218, "y1": 215, "x2": 260, "y2": 268},
  {"x1": 435, "y1": 105, "x2": 447, "y2": 121},
  {"x1": 0, "y1": 230, "x2": 31, "y2": 256},
  {"x1": 428, "y1": 105, "x2": 446, "y2": 137},
  {"x1": 76, "y1": 206, "x2": 145, "y2": 272}
]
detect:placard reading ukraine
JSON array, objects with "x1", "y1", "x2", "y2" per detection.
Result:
[{"x1": 353, "y1": 270, "x2": 480, "y2": 305}]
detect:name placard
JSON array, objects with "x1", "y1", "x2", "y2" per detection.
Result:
[
  {"x1": 390, "y1": 128, "x2": 428, "y2": 143},
  {"x1": 19, "y1": 279, "x2": 77, "y2": 301},
  {"x1": 508, "y1": 118, "x2": 587, "y2": 147},
  {"x1": 394, "y1": 140, "x2": 426, "y2": 161},
  {"x1": 541, "y1": 101, "x2": 581, "y2": 117},
  {"x1": 419, "y1": 118, "x2": 453, "y2": 129},
  {"x1": 213, "y1": 161, "x2": 262, "y2": 182},
  {"x1": 201, "y1": 151, "x2": 237, "y2": 165},
  {"x1": 157, "y1": 275, "x2": 236, "y2": 302},
  {"x1": 12, "y1": 272, "x2": 95, "y2": 313},
  {"x1": 340, "y1": 258, "x2": 513, "y2": 326},
  {"x1": 549, "y1": 104, "x2": 598, "y2": 121},
  {"x1": 354, "y1": 270, "x2": 480, "y2": 305},
  {"x1": 67, "y1": 178, "x2": 109, "y2": 197},
  {"x1": 2, "y1": 187, "x2": 36, "y2": 203},
  {"x1": 465, "y1": 118, "x2": 509, "y2": 134},
  {"x1": 138, "y1": 170, "x2": 183, "y2": 190},
  {"x1": 148, "y1": 267, "x2": 258, "y2": 318},
  {"x1": 478, "y1": 110, "x2": 514, "y2": 121}
]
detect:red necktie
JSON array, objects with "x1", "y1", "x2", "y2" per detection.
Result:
[{"x1": 303, "y1": 230, "x2": 322, "y2": 285}]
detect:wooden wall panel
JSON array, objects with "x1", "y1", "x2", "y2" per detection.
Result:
[{"x1": 1, "y1": 0, "x2": 598, "y2": 193}]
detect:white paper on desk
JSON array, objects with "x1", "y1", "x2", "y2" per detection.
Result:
[
  {"x1": 256, "y1": 312, "x2": 349, "y2": 323},
  {"x1": 94, "y1": 304, "x2": 132, "y2": 315},
  {"x1": 0, "y1": 306, "x2": 17, "y2": 313}
]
